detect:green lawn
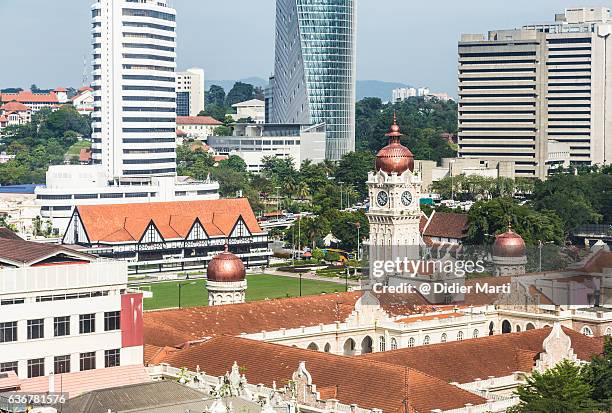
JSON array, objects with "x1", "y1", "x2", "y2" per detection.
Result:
[
  {"x1": 139, "y1": 274, "x2": 344, "y2": 310},
  {"x1": 65, "y1": 140, "x2": 92, "y2": 156}
]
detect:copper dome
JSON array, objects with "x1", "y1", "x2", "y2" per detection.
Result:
[
  {"x1": 375, "y1": 114, "x2": 414, "y2": 174},
  {"x1": 492, "y1": 229, "x2": 527, "y2": 258},
  {"x1": 207, "y1": 245, "x2": 246, "y2": 282}
]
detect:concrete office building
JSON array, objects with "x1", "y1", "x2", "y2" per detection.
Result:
[
  {"x1": 36, "y1": 1, "x2": 219, "y2": 235},
  {"x1": 269, "y1": 0, "x2": 356, "y2": 161},
  {"x1": 0, "y1": 238, "x2": 146, "y2": 387},
  {"x1": 208, "y1": 123, "x2": 326, "y2": 172},
  {"x1": 177, "y1": 68, "x2": 205, "y2": 116},
  {"x1": 458, "y1": 7, "x2": 612, "y2": 178}
]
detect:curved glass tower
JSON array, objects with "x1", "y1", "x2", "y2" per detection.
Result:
[{"x1": 271, "y1": 0, "x2": 356, "y2": 161}]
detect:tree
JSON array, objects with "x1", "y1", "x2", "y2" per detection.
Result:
[
  {"x1": 335, "y1": 151, "x2": 375, "y2": 199},
  {"x1": 206, "y1": 85, "x2": 226, "y2": 107},
  {"x1": 582, "y1": 337, "x2": 612, "y2": 408},
  {"x1": 509, "y1": 360, "x2": 598, "y2": 413},
  {"x1": 219, "y1": 155, "x2": 247, "y2": 173},
  {"x1": 327, "y1": 210, "x2": 369, "y2": 251},
  {"x1": 225, "y1": 82, "x2": 255, "y2": 107},
  {"x1": 466, "y1": 198, "x2": 565, "y2": 245},
  {"x1": 213, "y1": 125, "x2": 232, "y2": 136}
]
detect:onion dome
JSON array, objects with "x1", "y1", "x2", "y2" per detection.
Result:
[
  {"x1": 375, "y1": 113, "x2": 414, "y2": 174},
  {"x1": 207, "y1": 244, "x2": 246, "y2": 282},
  {"x1": 492, "y1": 225, "x2": 527, "y2": 258}
]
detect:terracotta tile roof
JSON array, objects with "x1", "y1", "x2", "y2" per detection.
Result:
[
  {"x1": 1, "y1": 91, "x2": 58, "y2": 104},
  {"x1": 0, "y1": 239, "x2": 94, "y2": 267},
  {"x1": 176, "y1": 128, "x2": 187, "y2": 137},
  {"x1": 0, "y1": 115, "x2": 7, "y2": 123},
  {"x1": 579, "y1": 250, "x2": 612, "y2": 273},
  {"x1": 1, "y1": 101, "x2": 30, "y2": 112},
  {"x1": 0, "y1": 227, "x2": 22, "y2": 240},
  {"x1": 155, "y1": 336, "x2": 485, "y2": 413},
  {"x1": 422, "y1": 211, "x2": 468, "y2": 240},
  {"x1": 177, "y1": 116, "x2": 223, "y2": 126},
  {"x1": 362, "y1": 326, "x2": 604, "y2": 384},
  {"x1": 76, "y1": 199, "x2": 263, "y2": 243},
  {"x1": 144, "y1": 292, "x2": 363, "y2": 347},
  {"x1": 53, "y1": 87, "x2": 67, "y2": 92}
]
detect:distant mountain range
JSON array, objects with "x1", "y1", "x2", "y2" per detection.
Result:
[{"x1": 207, "y1": 78, "x2": 410, "y2": 102}]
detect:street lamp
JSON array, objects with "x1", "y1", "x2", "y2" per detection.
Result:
[
  {"x1": 338, "y1": 181, "x2": 344, "y2": 210},
  {"x1": 178, "y1": 281, "x2": 196, "y2": 308},
  {"x1": 355, "y1": 222, "x2": 361, "y2": 261}
]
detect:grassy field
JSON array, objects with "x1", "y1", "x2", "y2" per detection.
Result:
[
  {"x1": 65, "y1": 140, "x2": 92, "y2": 156},
  {"x1": 139, "y1": 274, "x2": 344, "y2": 310}
]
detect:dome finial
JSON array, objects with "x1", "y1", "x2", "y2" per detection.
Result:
[
  {"x1": 224, "y1": 243, "x2": 229, "y2": 253},
  {"x1": 385, "y1": 111, "x2": 402, "y2": 141}
]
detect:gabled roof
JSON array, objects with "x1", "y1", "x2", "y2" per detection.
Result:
[
  {"x1": 176, "y1": 116, "x2": 223, "y2": 126},
  {"x1": 152, "y1": 336, "x2": 486, "y2": 413},
  {"x1": 361, "y1": 326, "x2": 603, "y2": 384},
  {"x1": 0, "y1": 227, "x2": 22, "y2": 241},
  {"x1": 0, "y1": 239, "x2": 95, "y2": 267},
  {"x1": 74, "y1": 199, "x2": 263, "y2": 244},
  {"x1": 422, "y1": 211, "x2": 468, "y2": 239}
]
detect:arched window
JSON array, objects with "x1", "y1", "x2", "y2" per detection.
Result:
[
  {"x1": 605, "y1": 328, "x2": 612, "y2": 336},
  {"x1": 440, "y1": 333, "x2": 447, "y2": 343},
  {"x1": 516, "y1": 325, "x2": 521, "y2": 332},
  {"x1": 423, "y1": 335, "x2": 430, "y2": 345},
  {"x1": 581, "y1": 326, "x2": 594, "y2": 337},
  {"x1": 488, "y1": 321, "x2": 495, "y2": 336},
  {"x1": 526, "y1": 323, "x2": 535, "y2": 330},
  {"x1": 473, "y1": 329, "x2": 479, "y2": 339},
  {"x1": 343, "y1": 338, "x2": 356, "y2": 355},
  {"x1": 324, "y1": 343, "x2": 331, "y2": 353},
  {"x1": 307, "y1": 342, "x2": 319, "y2": 351},
  {"x1": 361, "y1": 336, "x2": 373, "y2": 354},
  {"x1": 408, "y1": 337, "x2": 415, "y2": 348},
  {"x1": 390, "y1": 337, "x2": 397, "y2": 350},
  {"x1": 457, "y1": 331, "x2": 464, "y2": 341},
  {"x1": 379, "y1": 336, "x2": 386, "y2": 352},
  {"x1": 502, "y1": 320, "x2": 512, "y2": 334}
]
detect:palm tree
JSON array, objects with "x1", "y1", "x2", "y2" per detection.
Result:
[{"x1": 297, "y1": 182, "x2": 311, "y2": 201}]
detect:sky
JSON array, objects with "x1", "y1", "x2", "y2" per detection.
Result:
[{"x1": 0, "y1": 0, "x2": 608, "y2": 94}]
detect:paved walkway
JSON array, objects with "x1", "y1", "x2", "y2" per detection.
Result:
[{"x1": 264, "y1": 268, "x2": 361, "y2": 286}]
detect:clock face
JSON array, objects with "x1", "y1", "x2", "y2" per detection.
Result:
[
  {"x1": 377, "y1": 191, "x2": 389, "y2": 207},
  {"x1": 401, "y1": 191, "x2": 413, "y2": 206}
]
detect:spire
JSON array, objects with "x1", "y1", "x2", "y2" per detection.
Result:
[{"x1": 385, "y1": 111, "x2": 402, "y2": 142}]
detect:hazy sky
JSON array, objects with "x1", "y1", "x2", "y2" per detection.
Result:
[{"x1": 0, "y1": 0, "x2": 607, "y2": 94}]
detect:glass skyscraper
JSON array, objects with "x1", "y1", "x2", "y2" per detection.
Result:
[{"x1": 270, "y1": 0, "x2": 356, "y2": 161}]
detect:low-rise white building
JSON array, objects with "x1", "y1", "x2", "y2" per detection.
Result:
[
  {"x1": 0, "y1": 238, "x2": 145, "y2": 386},
  {"x1": 71, "y1": 87, "x2": 94, "y2": 116},
  {"x1": 231, "y1": 99, "x2": 265, "y2": 124},
  {"x1": 35, "y1": 165, "x2": 219, "y2": 235},
  {"x1": 176, "y1": 116, "x2": 222, "y2": 143},
  {"x1": 208, "y1": 123, "x2": 326, "y2": 172}
]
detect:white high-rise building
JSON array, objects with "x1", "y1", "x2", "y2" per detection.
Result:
[
  {"x1": 269, "y1": 0, "x2": 357, "y2": 161},
  {"x1": 177, "y1": 68, "x2": 205, "y2": 116},
  {"x1": 36, "y1": 0, "x2": 219, "y2": 234},
  {"x1": 458, "y1": 7, "x2": 612, "y2": 178},
  {"x1": 91, "y1": 0, "x2": 178, "y2": 179}
]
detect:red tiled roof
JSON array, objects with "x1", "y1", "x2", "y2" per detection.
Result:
[
  {"x1": 144, "y1": 292, "x2": 363, "y2": 347},
  {"x1": 1, "y1": 91, "x2": 58, "y2": 104},
  {"x1": 177, "y1": 116, "x2": 223, "y2": 126},
  {"x1": 153, "y1": 336, "x2": 486, "y2": 413},
  {"x1": 76, "y1": 199, "x2": 263, "y2": 243},
  {"x1": 0, "y1": 115, "x2": 7, "y2": 123},
  {"x1": 176, "y1": 128, "x2": 187, "y2": 136},
  {"x1": 579, "y1": 250, "x2": 612, "y2": 273},
  {"x1": 79, "y1": 148, "x2": 92, "y2": 162},
  {"x1": 423, "y1": 211, "x2": 468, "y2": 240},
  {"x1": 1, "y1": 101, "x2": 30, "y2": 112},
  {"x1": 362, "y1": 326, "x2": 604, "y2": 384}
]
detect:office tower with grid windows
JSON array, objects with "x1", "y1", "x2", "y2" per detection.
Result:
[
  {"x1": 91, "y1": 0, "x2": 178, "y2": 179},
  {"x1": 269, "y1": 0, "x2": 356, "y2": 161},
  {"x1": 458, "y1": 7, "x2": 612, "y2": 178}
]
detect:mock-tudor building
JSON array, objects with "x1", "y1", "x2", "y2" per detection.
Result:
[{"x1": 62, "y1": 199, "x2": 270, "y2": 273}]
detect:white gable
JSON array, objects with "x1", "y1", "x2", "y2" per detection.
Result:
[
  {"x1": 187, "y1": 221, "x2": 208, "y2": 240},
  {"x1": 231, "y1": 217, "x2": 251, "y2": 238},
  {"x1": 141, "y1": 223, "x2": 164, "y2": 244}
]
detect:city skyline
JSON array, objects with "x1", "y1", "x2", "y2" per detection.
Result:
[{"x1": 0, "y1": 0, "x2": 602, "y2": 94}]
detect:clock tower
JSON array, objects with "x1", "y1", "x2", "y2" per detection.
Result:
[{"x1": 367, "y1": 115, "x2": 423, "y2": 264}]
